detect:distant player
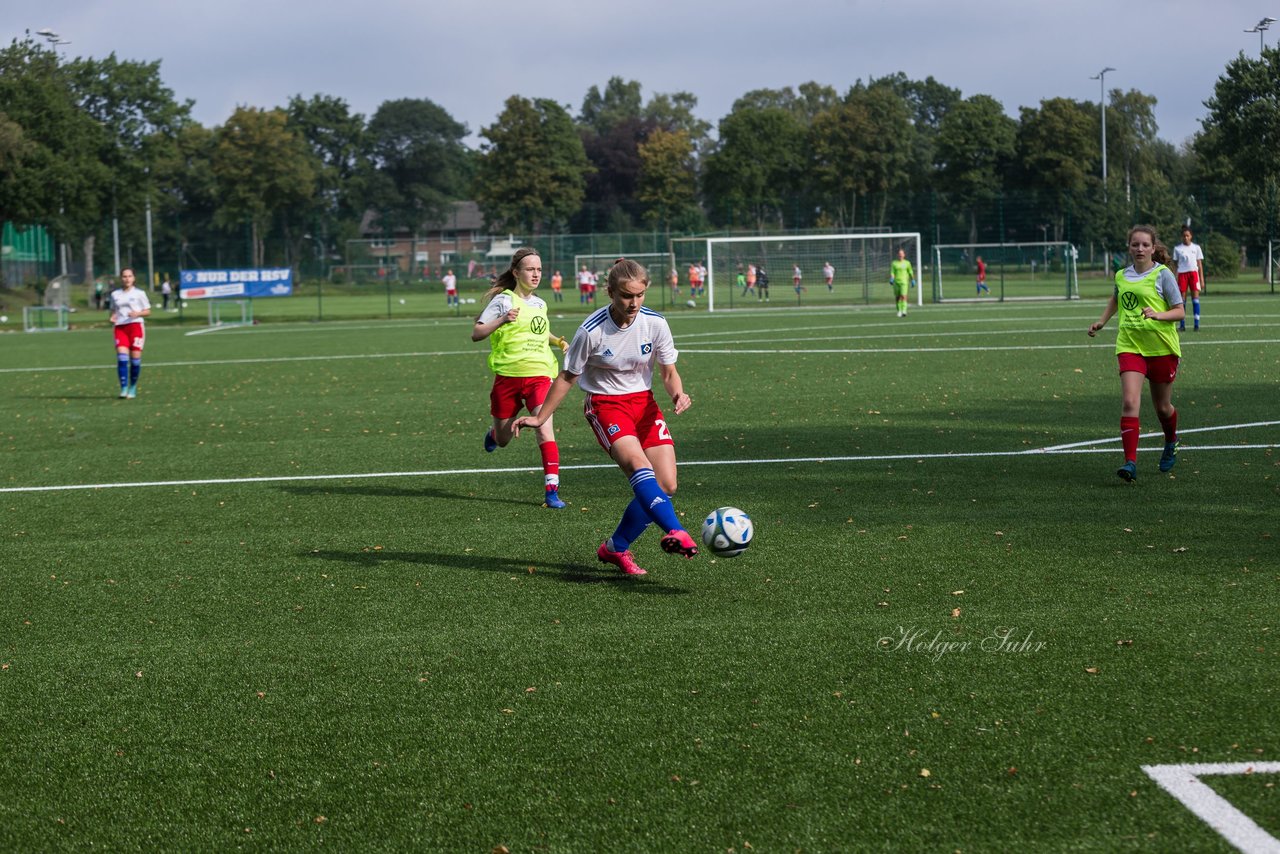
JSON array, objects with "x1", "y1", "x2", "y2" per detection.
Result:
[
  {"x1": 736, "y1": 267, "x2": 747, "y2": 296},
  {"x1": 756, "y1": 265, "x2": 770, "y2": 302},
  {"x1": 975, "y1": 256, "x2": 990, "y2": 295},
  {"x1": 668, "y1": 267, "x2": 680, "y2": 299},
  {"x1": 442, "y1": 269, "x2": 458, "y2": 306},
  {"x1": 745, "y1": 263, "x2": 757, "y2": 298},
  {"x1": 550, "y1": 269, "x2": 563, "y2": 302},
  {"x1": 793, "y1": 264, "x2": 804, "y2": 294},
  {"x1": 512, "y1": 258, "x2": 698, "y2": 576},
  {"x1": 889, "y1": 248, "x2": 914, "y2": 317},
  {"x1": 578, "y1": 265, "x2": 593, "y2": 304},
  {"x1": 108, "y1": 268, "x2": 151, "y2": 399},
  {"x1": 472, "y1": 247, "x2": 571, "y2": 508},
  {"x1": 1172, "y1": 226, "x2": 1204, "y2": 331},
  {"x1": 688, "y1": 263, "x2": 702, "y2": 299},
  {"x1": 822, "y1": 261, "x2": 834, "y2": 292}
]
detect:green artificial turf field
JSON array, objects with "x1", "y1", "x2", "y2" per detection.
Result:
[{"x1": 1, "y1": 296, "x2": 1276, "y2": 852}]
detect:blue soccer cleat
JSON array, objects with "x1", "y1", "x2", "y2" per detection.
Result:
[
  {"x1": 1158, "y1": 441, "x2": 1179, "y2": 472},
  {"x1": 1116, "y1": 461, "x2": 1137, "y2": 482},
  {"x1": 544, "y1": 489, "x2": 566, "y2": 509},
  {"x1": 483, "y1": 429, "x2": 498, "y2": 453}
]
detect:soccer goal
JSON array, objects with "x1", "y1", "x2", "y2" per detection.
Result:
[
  {"x1": 933, "y1": 242, "x2": 1079, "y2": 302},
  {"x1": 24, "y1": 305, "x2": 69, "y2": 332},
  {"x1": 573, "y1": 252, "x2": 675, "y2": 282},
  {"x1": 1268, "y1": 239, "x2": 1278, "y2": 292},
  {"x1": 207, "y1": 298, "x2": 253, "y2": 328},
  {"x1": 678, "y1": 233, "x2": 923, "y2": 312}
]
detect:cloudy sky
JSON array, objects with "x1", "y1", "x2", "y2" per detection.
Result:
[{"x1": 13, "y1": 0, "x2": 1275, "y2": 148}]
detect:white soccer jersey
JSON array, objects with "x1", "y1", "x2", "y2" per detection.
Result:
[
  {"x1": 110, "y1": 288, "x2": 151, "y2": 326},
  {"x1": 823, "y1": 263, "x2": 834, "y2": 279},
  {"x1": 1172, "y1": 242, "x2": 1203, "y2": 274},
  {"x1": 477, "y1": 291, "x2": 547, "y2": 323},
  {"x1": 564, "y1": 306, "x2": 677, "y2": 396},
  {"x1": 578, "y1": 269, "x2": 594, "y2": 286},
  {"x1": 443, "y1": 273, "x2": 457, "y2": 292}
]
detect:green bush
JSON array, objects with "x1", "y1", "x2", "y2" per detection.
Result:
[{"x1": 1202, "y1": 231, "x2": 1239, "y2": 280}]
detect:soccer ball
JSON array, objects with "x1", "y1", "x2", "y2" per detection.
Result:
[
  {"x1": 686, "y1": 299, "x2": 697, "y2": 308},
  {"x1": 701, "y1": 507, "x2": 753, "y2": 558}
]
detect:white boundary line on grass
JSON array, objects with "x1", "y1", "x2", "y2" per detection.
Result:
[
  {"x1": 2, "y1": 421, "x2": 1276, "y2": 495},
  {"x1": 1142, "y1": 763, "x2": 1280, "y2": 854}
]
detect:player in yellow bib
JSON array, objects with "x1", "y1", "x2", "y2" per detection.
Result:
[
  {"x1": 1088, "y1": 225, "x2": 1185, "y2": 481},
  {"x1": 472, "y1": 247, "x2": 572, "y2": 507},
  {"x1": 889, "y1": 248, "x2": 914, "y2": 317}
]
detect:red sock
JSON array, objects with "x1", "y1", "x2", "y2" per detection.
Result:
[
  {"x1": 539, "y1": 440, "x2": 560, "y2": 491},
  {"x1": 1120, "y1": 416, "x2": 1140, "y2": 463},
  {"x1": 1159, "y1": 409, "x2": 1178, "y2": 443}
]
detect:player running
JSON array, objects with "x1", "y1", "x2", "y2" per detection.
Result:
[
  {"x1": 975, "y1": 256, "x2": 990, "y2": 295},
  {"x1": 472, "y1": 247, "x2": 572, "y2": 508},
  {"x1": 108, "y1": 268, "x2": 151, "y2": 399},
  {"x1": 512, "y1": 258, "x2": 698, "y2": 576},
  {"x1": 1088, "y1": 225, "x2": 1185, "y2": 481}
]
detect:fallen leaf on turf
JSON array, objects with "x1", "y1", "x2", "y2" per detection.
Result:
[
  {"x1": 314, "y1": 816, "x2": 326, "y2": 824},
  {"x1": 1116, "y1": 639, "x2": 1133, "y2": 646},
  {"x1": 951, "y1": 589, "x2": 964, "y2": 595},
  {"x1": 920, "y1": 768, "x2": 931, "y2": 778},
  {"x1": 135, "y1": 671, "x2": 143, "y2": 679},
  {"x1": 1172, "y1": 547, "x2": 1188, "y2": 553},
  {"x1": 493, "y1": 847, "x2": 510, "y2": 854},
  {"x1": 951, "y1": 608, "x2": 961, "y2": 618},
  {"x1": 1084, "y1": 667, "x2": 1100, "y2": 674},
  {"x1": 1008, "y1": 767, "x2": 1018, "y2": 775},
  {"x1": 525, "y1": 686, "x2": 536, "y2": 693}
]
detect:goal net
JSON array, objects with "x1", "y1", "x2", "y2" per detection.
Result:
[
  {"x1": 207, "y1": 298, "x2": 254, "y2": 329},
  {"x1": 678, "y1": 233, "x2": 923, "y2": 312},
  {"x1": 933, "y1": 242, "x2": 1078, "y2": 301},
  {"x1": 24, "y1": 305, "x2": 69, "y2": 332}
]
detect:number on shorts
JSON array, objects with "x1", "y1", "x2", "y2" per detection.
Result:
[{"x1": 656, "y1": 419, "x2": 671, "y2": 441}]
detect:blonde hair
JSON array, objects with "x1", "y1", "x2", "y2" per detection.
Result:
[{"x1": 606, "y1": 257, "x2": 650, "y2": 294}]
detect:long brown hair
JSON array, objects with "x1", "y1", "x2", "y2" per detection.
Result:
[
  {"x1": 477, "y1": 247, "x2": 540, "y2": 317},
  {"x1": 1127, "y1": 225, "x2": 1171, "y2": 268}
]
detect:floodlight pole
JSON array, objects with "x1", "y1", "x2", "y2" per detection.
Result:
[
  {"x1": 1245, "y1": 17, "x2": 1276, "y2": 54},
  {"x1": 1091, "y1": 67, "x2": 1115, "y2": 203}
]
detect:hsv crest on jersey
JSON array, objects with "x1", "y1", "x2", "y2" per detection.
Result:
[{"x1": 641, "y1": 342, "x2": 652, "y2": 354}]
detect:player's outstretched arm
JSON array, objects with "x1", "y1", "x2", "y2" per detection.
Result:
[
  {"x1": 512, "y1": 371, "x2": 578, "y2": 435},
  {"x1": 471, "y1": 307, "x2": 519, "y2": 342},
  {"x1": 660, "y1": 363, "x2": 691, "y2": 415},
  {"x1": 1088, "y1": 295, "x2": 1118, "y2": 336}
]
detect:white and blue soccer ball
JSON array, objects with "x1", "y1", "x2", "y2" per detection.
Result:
[
  {"x1": 686, "y1": 299, "x2": 697, "y2": 308},
  {"x1": 701, "y1": 506, "x2": 753, "y2": 558}
]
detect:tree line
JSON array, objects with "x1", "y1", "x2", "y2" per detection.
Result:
[{"x1": 1, "y1": 34, "x2": 1277, "y2": 283}]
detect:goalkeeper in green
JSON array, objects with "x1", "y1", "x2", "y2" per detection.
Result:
[{"x1": 889, "y1": 248, "x2": 915, "y2": 317}]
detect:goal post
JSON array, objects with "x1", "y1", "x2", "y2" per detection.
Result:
[
  {"x1": 207, "y1": 298, "x2": 254, "y2": 328},
  {"x1": 680, "y1": 233, "x2": 922, "y2": 312},
  {"x1": 23, "y1": 305, "x2": 69, "y2": 332},
  {"x1": 1268, "y1": 239, "x2": 1278, "y2": 293},
  {"x1": 933, "y1": 242, "x2": 1079, "y2": 302}
]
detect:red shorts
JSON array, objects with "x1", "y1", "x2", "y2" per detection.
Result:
[
  {"x1": 490, "y1": 374, "x2": 551, "y2": 418},
  {"x1": 584, "y1": 391, "x2": 673, "y2": 453},
  {"x1": 1177, "y1": 271, "x2": 1200, "y2": 295},
  {"x1": 113, "y1": 323, "x2": 145, "y2": 351},
  {"x1": 1117, "y1": 352, "x2": 1179, "y2": 383}
]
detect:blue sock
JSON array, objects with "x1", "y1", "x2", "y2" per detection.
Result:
[
  {"x1": 608, "y1": 498, "x2": 652, "y2": 553},
  {"x1": 129, "y1": 358, "x2": 141, "y2": 386},
  {"x1": 117, "y1": 354, "x2": 129, "y2": 387},
  {"x1": 628, "y1": 468, "x2": 683, "y2": 533},
  {"x1": 1192, "y1": 298, "x2": 1200, "y2": 326}
]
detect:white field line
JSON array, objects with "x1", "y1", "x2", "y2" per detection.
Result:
[
  {"x1": 2, "y1": 434, "x2": 1276, "y2": 495},
  {"x1": 1142, "y1": 763, "x2": 1280, "y2": 854},
  {"x1": 5, "y1": 333, "x2": 1280, "y2": 375}
]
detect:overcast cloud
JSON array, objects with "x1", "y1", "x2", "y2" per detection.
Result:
[{"x1": 13, "y1": 0, "x2": 1275, "y2": 148}]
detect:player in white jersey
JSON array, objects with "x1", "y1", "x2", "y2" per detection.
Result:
[
  {"x1": 512, "y1": 258, "x2": 698, "y2": 576},
  {"x1": 108, "y1": 268, "x2": 151, "y2": 399},
  {"x1": 1171, "y1": 226, "x2": 1204, "y2": 331}
]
